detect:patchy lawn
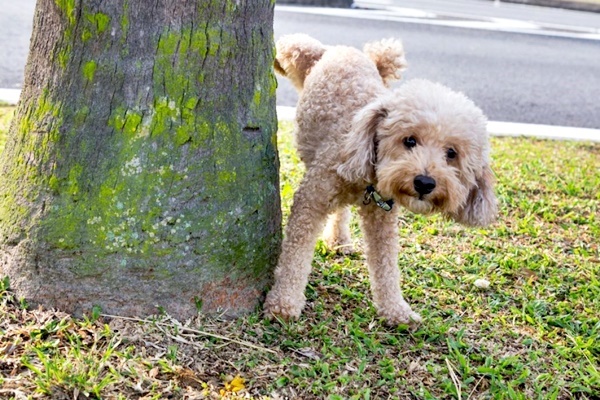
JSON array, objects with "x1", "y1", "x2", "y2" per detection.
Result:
[
  {"x1": 0, "y1": 114, "x2": 599, "y2": 399},
  {"x1": 0, "y1": 106, "x2": 14, "y2": 154}
]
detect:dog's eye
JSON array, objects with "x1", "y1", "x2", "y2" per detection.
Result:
[
  {"x1": 403, "y1": 136, "x2": 417, "y2": 149},
  {"x1": 447, "y1": 148, "x2": 458, "y2": 160}
]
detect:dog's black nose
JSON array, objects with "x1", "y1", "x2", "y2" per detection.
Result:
[{"x1": 414, "y1": 175, "x2": 436, "y2": 195}]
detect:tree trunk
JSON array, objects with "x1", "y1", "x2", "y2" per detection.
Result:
[{"x1": 0, "y1": 0, "x2": 281, "y2": 319}]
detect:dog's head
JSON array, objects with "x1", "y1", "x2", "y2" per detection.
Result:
[{"x1": 337, "y1": 79, "x2": 497, "y2": 227}]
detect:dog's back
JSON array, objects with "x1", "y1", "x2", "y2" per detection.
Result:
[{"x1": 275, "y1": 35, "x2": 407, "y2": 167}]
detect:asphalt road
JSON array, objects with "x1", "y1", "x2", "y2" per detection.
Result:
[
  {"x1": 355, "y1": 0, "x2": 600, "y2": 30},
  {"x1": 1, "y1": 1, "x2": 599, "y2": 128},
  {"x1": 0, "y1": 1, "x2": 35, "y2": 89},
  {"x1": 274, "y1": 8, "x2": 600, "y2": 129}
]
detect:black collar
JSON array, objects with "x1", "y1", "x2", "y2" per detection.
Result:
[{"x1": 363, "y1": 185, "x2": 394, "y2": 211}]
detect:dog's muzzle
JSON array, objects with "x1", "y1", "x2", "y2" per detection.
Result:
[{"x1": 414, "y1": 175, "x2": 436, "y2": 196}]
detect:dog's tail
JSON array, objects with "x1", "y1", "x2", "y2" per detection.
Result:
[
  {"x1": 363, "y1": 38, "x2": 407, "y2": 87},
  {"x1": 274, "y1": 34, "x2": 327, "y2": 91}
]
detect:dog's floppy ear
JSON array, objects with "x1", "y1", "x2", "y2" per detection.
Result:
[
  {"x1": 452, "y1": 165, "x2": 498, "y2": 227},
  {"x1": 337, "y1": 100, "x2": 387, "y2": 184}
]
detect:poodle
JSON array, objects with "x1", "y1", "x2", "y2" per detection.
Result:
[{"x1": 265, "y1": 34, "x2": 497, "y2": 325}]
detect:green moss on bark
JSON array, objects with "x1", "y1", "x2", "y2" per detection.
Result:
[
  {"x1": 120, "y1": 1, "x2": 129, "y2": 41},
  {"x1": 83, "y1": 61, "x2": 97, "y2": 82},
  {"x1": 21, "y1": 22, "x2": 276, "y2": 278},
  {"x1": 54, "y1": 0, "x2": 76, "y2": 26},
  {"x1": 85, "y1": 13, "x2": 110, "y2": 34}
]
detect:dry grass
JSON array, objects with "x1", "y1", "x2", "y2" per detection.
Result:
[{"x1": 0, "y1": 114, "x2": 599, "y2": 399}]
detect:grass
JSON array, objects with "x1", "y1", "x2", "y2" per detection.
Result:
[
  {"x1": 0, "y1": 111, "x2": 599, "y2": 399},
  {"x1": 0, "y1": 106, "x2": 14, "y2": 154}
]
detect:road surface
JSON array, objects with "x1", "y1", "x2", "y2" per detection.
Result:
[{"x1": 274, "y1": 6, "x2": 600, "y2": 129}]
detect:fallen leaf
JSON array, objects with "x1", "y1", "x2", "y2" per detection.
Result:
[
  {"x1": 294, "y1": 347, "x2": 322, "y2": 360},
  {"x1": 224, "y1": 375, "x2": 245, "y2": 392},
  {"x1": 148, "y1": 367, "x2": 159, "y2": 379}
]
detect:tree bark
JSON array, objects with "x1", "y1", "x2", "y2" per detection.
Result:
[{"x1": 0, "y1": 0, "x2": 281, "y2": 318}]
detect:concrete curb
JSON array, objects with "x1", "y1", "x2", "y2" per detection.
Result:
[
  {"x1": 276, "y1": 106, "x2": 600, "y2": 142},
  {"x1": 0, "y1": 89, "x2": 21, "y2": 105}
]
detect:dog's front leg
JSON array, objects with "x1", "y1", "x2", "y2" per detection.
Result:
[
  {"x1": 358, "y1": 204, "x2": 422, "y2": 325},
  {"x1": 264, "y1": 176, "x2": 331, "y2": 321}
]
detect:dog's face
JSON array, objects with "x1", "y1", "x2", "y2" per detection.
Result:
[{"x1": 337, "y1": 79, "x2": 497, "y2": 227}]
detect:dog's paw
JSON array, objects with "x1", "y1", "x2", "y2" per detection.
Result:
[
  {"x1": 324, "y1": 239, "x2": 356, "y2": 256},
  {"x1": 263, "y1": 290, "x2": 305, "y2": 321},
  {"x1": 378, "y1": 305, "x2": 422, "y2": 326}
]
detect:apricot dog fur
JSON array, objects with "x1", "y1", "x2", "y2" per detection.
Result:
[{"x1": 264, "y1": 34, "x2": 497, "y2": 325}]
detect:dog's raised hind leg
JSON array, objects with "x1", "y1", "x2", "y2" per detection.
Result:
[
  {"x1": 322, "y1": 206, "x2": 355, "y2": 254},
  {"x1": 358, "y1": 204, "x2": 422, "y2": 325}
]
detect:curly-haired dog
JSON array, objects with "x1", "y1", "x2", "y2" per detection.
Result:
[{"x1": 265, "y1": 34, "x2": 497, "y2": 325}]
